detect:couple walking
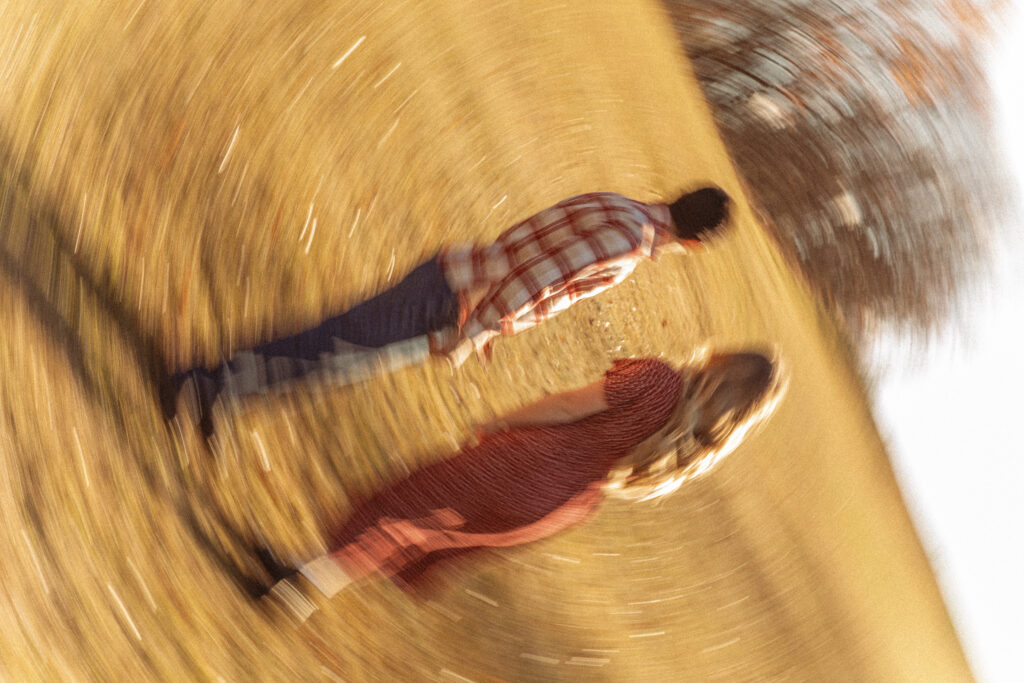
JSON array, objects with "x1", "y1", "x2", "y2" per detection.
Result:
[{"x1": 161, "y1": 186, "x2": 787, "y2": 622}]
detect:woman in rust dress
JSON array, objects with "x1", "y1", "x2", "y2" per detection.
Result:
[{"x1": 260, "y1": 351, "x2": 786, "y2": 621}]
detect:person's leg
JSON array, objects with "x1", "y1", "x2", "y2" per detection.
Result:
[
  {"x1": 164, "y1": 366, "x2": 220, "y2": 437},
  {"x1": 299, "y1": 555, "x2": 357, "y2": 597},
  {"x1": 325, "y1": 256, "x2": 459, "y2": 348},
  {"x1": 254, "y1": 256, "x2": 457, "y2": 356},
  {"x1": 221, "y1": 255, "x2": 458, "y2": 394},
  {"x1": 260, "y1": 547, "x2": 368, "y2": 624},
  {"x1": 262, "y1": 506, "x2": 449, "y2": 619},
  {"x1": 165, "y1": 256, "x2": 459, "y2": 431}
]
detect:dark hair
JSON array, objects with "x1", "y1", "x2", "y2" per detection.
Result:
[{"x1": 668, "y1": 186, "x2": 731, "y2": 241}]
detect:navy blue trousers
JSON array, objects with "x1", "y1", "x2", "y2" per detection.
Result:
[
  {"x1": 190, "y1": 256, "x2": 458, "y2": 399},
  {"x1": 253, "y1": 256, "x2": 457, "y2": 358}
]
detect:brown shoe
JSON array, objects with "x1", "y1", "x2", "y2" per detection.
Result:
[
  {"x1": 177, "y1": 370, "x2": 220, "y2": 438},
  {"x1": 159, "y1": 370, "x2": 188, "y2": 421}
]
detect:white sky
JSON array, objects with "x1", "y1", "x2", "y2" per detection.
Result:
[{"x1": 874, "y1": 6, "x2": 1024, "y2": 681}]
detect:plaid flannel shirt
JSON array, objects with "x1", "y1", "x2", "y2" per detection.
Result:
[{"x1": 433, "y1": 192, "x2": 675, "y2": 356}]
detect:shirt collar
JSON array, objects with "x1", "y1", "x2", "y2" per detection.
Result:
[{"x1": 648, "y1": 203, "x2": 676, "y2": 259}]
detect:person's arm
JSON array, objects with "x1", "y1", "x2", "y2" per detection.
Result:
[
  {"x1": 498, "y1": 227, "x2": 645, "y2": 337},
  {"x1": 476, "y1": 379, "x2": 608, "y2": 437},
  {"x1": 502, "y1": 267, "x2": 625, "y2": 336}
]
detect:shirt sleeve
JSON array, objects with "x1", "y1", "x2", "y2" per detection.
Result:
[
  {"x1": 484, "y1": 243, "x2": 642, "y2": 339},
  {"x1": 500, "y1": 270, "x2": 616, "y2": 336},
  {"x1": 428, "y1": 325, "x2": 462, "y2": 355},
  {"x1": 603, "y1": 358, "x2": 676, "y2": 410},
  {"x1": 451, "y1": 207, "x2": 649, "y2": 351},
  {"x1": 438, "y1": 243, "x2": 500, "y2": 294},
  {"x1": 451, "y1": 312, "x2": 496, "y2": 350}
]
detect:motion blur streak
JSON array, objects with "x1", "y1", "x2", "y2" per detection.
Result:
[{"x1": 1, "y1": 0, "x2": 996, "y2": 680}]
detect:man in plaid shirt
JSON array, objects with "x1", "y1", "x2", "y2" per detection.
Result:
[
  {"x1": 432, "y1": 188, "x2": 729, "y2": 364},
  {"x1": 164, "y1": 186, "x2": 731, "y2": 436}
]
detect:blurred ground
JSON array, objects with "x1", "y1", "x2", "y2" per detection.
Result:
[{"x1": 0, "y1": 1, "x2": 971, "y2": 680}]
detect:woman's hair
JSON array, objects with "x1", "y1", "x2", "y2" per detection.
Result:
[{"x1": 604, "y1": 349, "x2": 787, "y2": 502}]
